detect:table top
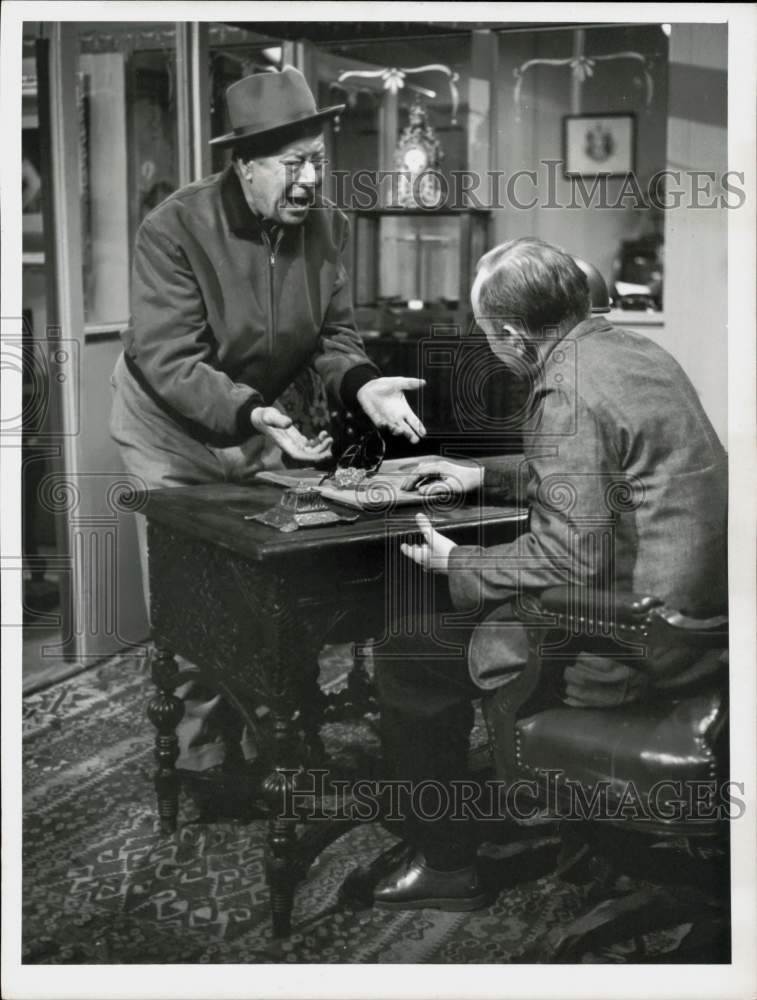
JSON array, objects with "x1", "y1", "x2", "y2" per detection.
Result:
[{"x1": 136, "y1": 482, "x2": 527, "y2": 563}]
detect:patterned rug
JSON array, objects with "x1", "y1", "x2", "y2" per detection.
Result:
[{"x1": 23, "y1": 647, "x2": 710, "y2": 964}]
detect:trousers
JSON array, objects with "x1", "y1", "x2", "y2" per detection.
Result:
[
  {"x1": 109, "y1": 351, "x2": 284, "y2": 770},
  {"x1": 372, "y1": 602, "x2": 656, "y2": 867},
  {"x1": 373, "y1": 609, "x2": 531, "y2": 869}
]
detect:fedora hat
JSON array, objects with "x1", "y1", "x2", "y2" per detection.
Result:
[{"x1": 209, "y1": 66, "x2": 345, "y2": 148}]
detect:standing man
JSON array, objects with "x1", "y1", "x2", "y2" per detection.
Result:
[
  {"x1": 371, "y1": 238, "x2": 728, "y2": 910},
  {"x1": 111, "y1": 67, "x2": 426, "y2": 771}
]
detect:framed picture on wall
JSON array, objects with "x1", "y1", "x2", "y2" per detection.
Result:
[{"x1": 562, "y1": 113, "x2": 635, "y2": 177}]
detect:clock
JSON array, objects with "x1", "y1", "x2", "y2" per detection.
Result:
[
  {"x1": 392, "y1": 100, "x2": 443, "y2": 208},
  {"x1": 402, "y1": 145, "x2": 429, "y2": 174}
]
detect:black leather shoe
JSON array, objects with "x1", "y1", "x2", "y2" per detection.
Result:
[{"x1": 373, "y1": 852, "x2": 491, "y2": 911}]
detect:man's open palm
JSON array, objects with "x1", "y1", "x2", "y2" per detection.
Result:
[
  {"x1": 357, "y1": 377, "x2": 427, "y2": 444},
  {"x1": 251, "y1": 406, "x2": 332, "y2": 463}
]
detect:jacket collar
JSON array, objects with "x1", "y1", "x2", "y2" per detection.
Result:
[
  {"x1": 220, "y1": 164, "x2": 267, "y2": 240},
  {"x1": 541, "y1": 316, "x2": 613, "y2": 360},
  {"x1": 568, "y1": 316, "x2": 614, "y2": 340},
  {"x1": 220, "y1": 164, "x2": 331, "y2": 245},
  {"x1": 537, "y1": 316, "x2": 614, "y2": 377}
]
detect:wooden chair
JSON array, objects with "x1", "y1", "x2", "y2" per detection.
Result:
[{"x1": 482, "y1": 585, "x2": 730, "y2": 962}]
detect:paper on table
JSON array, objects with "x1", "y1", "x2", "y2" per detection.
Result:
[{"x1": 256, "y1": 456, "x2": 470, "y2": 511}]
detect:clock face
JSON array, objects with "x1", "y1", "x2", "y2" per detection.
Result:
[{"x1": 403, "y1": 146, "x2": 429, "y2": 174}]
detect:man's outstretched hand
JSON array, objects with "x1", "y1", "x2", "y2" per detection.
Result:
[
  {"x1": 400, "y1": 458, "x2": 484, "y2": 496},
  {"x1": 356, "y1": 377, "x2": 427, "y2": 444},
  {"x1": 251, "y1": 406, "x2": 333, "y2": 463},
  {"x1": 400, "y1": 513, "x2": 457, "y2": 574}
]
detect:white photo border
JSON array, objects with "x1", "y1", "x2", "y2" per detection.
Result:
[{"x1": 2, "y1": 2, "x2": 755, "y2": 999}]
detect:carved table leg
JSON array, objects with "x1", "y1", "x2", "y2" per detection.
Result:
[
  {"x1": 262, "y1": 717, "x2": 301, "y2": 938},
  {"x1": 252, "y1": 580, "x2": 342, "y2": 936},
  {"x1": 147, "y1": 645, "x2": 185, "y2": 835}
]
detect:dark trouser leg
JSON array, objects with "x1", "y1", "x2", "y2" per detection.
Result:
[{"x1": 373, "y1": 614, "x2": 480, "y2": 870}]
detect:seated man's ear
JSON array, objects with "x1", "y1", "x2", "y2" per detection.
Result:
[{"x1": 487, "y1": 321, "x2": 530, "y2": 362}]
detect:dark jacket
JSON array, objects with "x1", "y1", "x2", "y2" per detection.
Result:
[
  {"x1": 449, "y1": 318, "x2": 728, "y2": 689},
  {"x1": 122, "y1": 165, "x2": 378, "y2": 446}
]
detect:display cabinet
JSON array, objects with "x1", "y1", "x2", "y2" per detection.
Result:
[
  {"x1": 347, "y1": 207, "x2": 489, "y2": 322},
  {"x1": 343, "y1": 207, "x2": 527, "y2": 459}
]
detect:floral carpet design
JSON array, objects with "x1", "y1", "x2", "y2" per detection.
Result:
[{"x1": 23, "y1": 648, "x2": 705, "y2": 964}]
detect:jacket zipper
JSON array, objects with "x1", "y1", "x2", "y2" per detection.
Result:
[{"x1": 262, "y1": 227, "x2": 284, "y2": 374}]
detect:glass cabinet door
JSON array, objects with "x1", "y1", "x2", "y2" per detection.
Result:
[
  {"x1": 351, "y1": 210, "x2": 489, "y2": 310},
  {"x1": 75, "y1": 22, "x2": 181, "y2": 326}
]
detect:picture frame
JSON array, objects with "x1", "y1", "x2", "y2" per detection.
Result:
[{"x1": 562, "y1": 112, "x2": 636, "y2": 177}]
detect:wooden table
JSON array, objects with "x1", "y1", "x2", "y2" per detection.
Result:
[{"x1": 137, "y1": 481, "x2": 526, "y2": 935}]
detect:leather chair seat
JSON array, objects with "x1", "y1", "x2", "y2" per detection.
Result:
[{"x1": 516, "y1": 688, "x2": 724, "y2": 807}]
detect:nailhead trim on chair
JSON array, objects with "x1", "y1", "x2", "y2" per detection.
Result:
[
  {"x1": 555, "y1": 612, "x2": 647, "y2": 640},
  {"x1": 515, "y1": 732, "x2": 720, "y2": 802},
  {"x1": 693, "y1": 698, "x2": 721, "y2": 784}
]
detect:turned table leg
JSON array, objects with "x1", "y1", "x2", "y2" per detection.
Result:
[
  {"x1": 147, "y1": 645, "x2": 185, "y2": 834},
  {"x1": 262, "y1": 716, "x2": 301, "y2": 938},
  {"x1": 246, "y1": 577, "x2": 337, "y2": 936}
]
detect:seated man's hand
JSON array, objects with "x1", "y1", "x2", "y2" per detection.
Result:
[
  {"x1": 401, "y1": 458, "x2": 484, "y2": 496},
  {"x1": 251, "y1": 406, "x2": 333, "y2": 463},
  {"x1": 400, "y1": 513, "x2": 457, "y2": 574},
  {"x1": 356, "y1": 377, "x2": 427, "y2": 444}
]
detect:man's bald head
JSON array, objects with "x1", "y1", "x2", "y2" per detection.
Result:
[{"x1": 472, "y1": 238, "x2": 591, "y2": 347}]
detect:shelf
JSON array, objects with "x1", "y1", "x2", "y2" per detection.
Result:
[{"x1": 608, "y1": 309, "x2": 665, "y2": 326}]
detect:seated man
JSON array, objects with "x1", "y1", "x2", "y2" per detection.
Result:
[{"x1": 372, "y1": 237, "x2": 728, "y2": 911}]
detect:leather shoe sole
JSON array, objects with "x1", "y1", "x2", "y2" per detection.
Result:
[
  {"x1": 374, "y1": 890, "x2": 491, "y2": 912},
  {"x1": 374, "y1": 853, "x2": 492, "y2": 912}
]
